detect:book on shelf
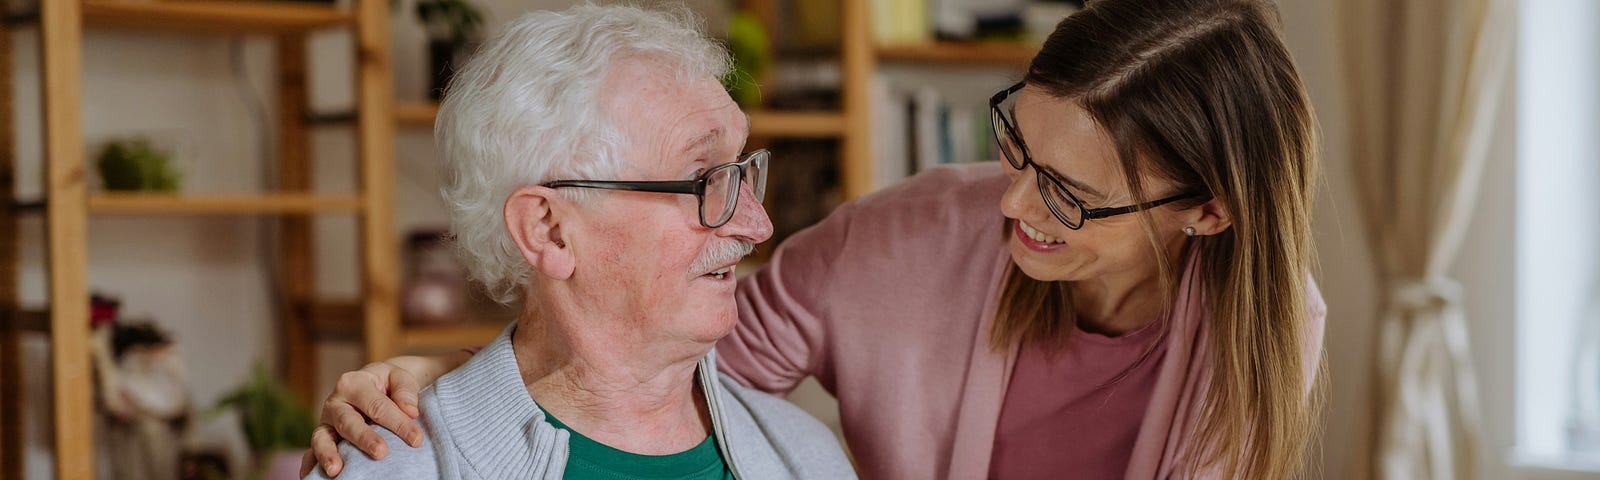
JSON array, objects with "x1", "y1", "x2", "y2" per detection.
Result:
[{"x1": 873, "y1": 77, "x2": 996, "y2": 190}]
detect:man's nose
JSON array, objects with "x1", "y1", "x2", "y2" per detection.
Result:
[{"x1": 718, "y1": 181, "x2": 773, "y2": 244}]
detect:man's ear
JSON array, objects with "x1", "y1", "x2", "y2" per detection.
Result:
[
  {"x1": 1187, "y1": 197, "x2": 1233, "y2": 236},
  {"x1": 504, "y1": 185, "x2": 575, "y2": 280}
]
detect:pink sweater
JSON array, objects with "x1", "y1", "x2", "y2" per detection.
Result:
[{"x1": 716, "y1": 163, "x2": 1326, "y2": 479}]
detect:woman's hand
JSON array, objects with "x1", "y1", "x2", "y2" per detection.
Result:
[{"x1": 298, "y1": 352, "x2": 472, "y2": 477}]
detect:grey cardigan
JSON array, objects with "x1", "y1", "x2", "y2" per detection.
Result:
[{"x1": 306, "y1": 325, "x2": 855, "y2": 479}]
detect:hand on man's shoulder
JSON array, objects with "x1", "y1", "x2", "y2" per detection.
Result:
[{"x1": 303, "y1": 423, "x2": 435, "y2": 480}]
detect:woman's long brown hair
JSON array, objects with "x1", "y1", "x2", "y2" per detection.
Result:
[{"x1": 990, "y1": 0, "x2": 1324, "y2": 477}]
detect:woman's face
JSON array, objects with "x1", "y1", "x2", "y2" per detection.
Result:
[{"x1": 999, "y1": 87, "x2": 1193, "y2": 283}]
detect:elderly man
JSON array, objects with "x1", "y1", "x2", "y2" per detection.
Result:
[{"x1": 305, "y1": 5, "x2": 852, "y2": 479}]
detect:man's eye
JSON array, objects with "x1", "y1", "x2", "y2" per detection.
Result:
[{"x1": 690, "y1": 167, "x2": 707, "y2": 179}]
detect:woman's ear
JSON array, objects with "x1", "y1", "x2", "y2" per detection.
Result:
[
  {"x1": 1188, "y1": 197, "x2": 1233, "y2": 236},
  {"x1": 504, "y1": 186, "x2": 575, "y2": 280}
]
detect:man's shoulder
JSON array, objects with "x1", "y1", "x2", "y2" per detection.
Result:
[
  {"x1": 718, "y1": 375, "x2": 830, "y2": 433},
  {"x1": 714, "y1": 373, "x2": 855, "y2": 477},
  {"x1": 302, "y1": 424, "x2": 439, "y2": 480}
]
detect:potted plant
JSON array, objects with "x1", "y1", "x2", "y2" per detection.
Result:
[
  {"x1": 725, "y1": 11, "x2": 770, "y2": 108},
  {"x1": 97, "y1": 137, "x2": 182, "y2": 192},
  {"x1": 210, "y1": 365, "x2": 316, "y2": 480},
  {"x1": 414, "y1": 0, "x2": 484, "y2": 100}
]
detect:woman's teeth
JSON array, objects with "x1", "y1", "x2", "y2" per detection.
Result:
[{"x1": 1019, "y1": 221, "x2": 1066, "y2": 244}]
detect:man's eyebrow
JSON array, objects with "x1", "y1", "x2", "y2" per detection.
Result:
[{"x1": 680, "y1": 128, "x2": 722, "y2": 156}]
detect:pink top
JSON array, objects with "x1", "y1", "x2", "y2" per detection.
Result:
[
  {"x1": 989, "y1": 317, "x2": 1169, "y2": 479},
  {"x1": 716, "y1": 163, "x2": 1326, "y2": 479}
]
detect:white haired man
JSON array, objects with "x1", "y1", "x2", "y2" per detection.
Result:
[{"x1": 304, "y1": 5, "x2": 853, "y2": 479}]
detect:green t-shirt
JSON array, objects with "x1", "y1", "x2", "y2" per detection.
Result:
[{"x1": 538, "y1": 405, "x2": 734, "y2": 480}]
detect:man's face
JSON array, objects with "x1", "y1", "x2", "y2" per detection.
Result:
[{"x1": 565, "y1": 56, "x2": 772, "y2": 347}]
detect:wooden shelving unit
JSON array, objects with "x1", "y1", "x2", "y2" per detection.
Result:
[
  {"x1": 749, "y1": 111, "x2": 847, "y2": 138},
  {"x1": 755, "y1": 1, "x2": 1036, "y2": 199},
  {"x1": 81, "y1": 0, "x2": 355, "y2": 34},
  {"x1": 295, "y1": 300, "x2": 503, "y2": 351},
  {"x1": 399, "y1": 323, "x2": 506, "y2": 352},
  {"x1": 876, "y1": 41, "x2": 1039, "y2": 67},
  {"x1": 0, "y1": 2, "x2": 20, "y2": 476},
  {"x1": 20, "y1": 1, "x2": 398, "y2": 477},
  {"x1": 86, "y1": 193, "x2": 366, "y2": 214},
  {"x1": 395, "y1": 100, "x2": 439, "y2": 128}
]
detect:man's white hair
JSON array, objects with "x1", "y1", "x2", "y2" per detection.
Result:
[{"x1": 436, "y1": 4, "x2": 733, "y2": 304}]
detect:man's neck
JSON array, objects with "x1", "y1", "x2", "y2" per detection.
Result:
[{"x1": 510, "y1": 305, "x2": 713, "y2": 455}]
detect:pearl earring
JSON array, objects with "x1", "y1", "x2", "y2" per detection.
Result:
[{"x1": 1183, "y1": 226, "x2": 1197, "y2": 237}]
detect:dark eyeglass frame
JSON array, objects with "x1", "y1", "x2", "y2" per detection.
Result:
[
  {"x1": 990, "y1": 82, "x2": 1200, "y2": 230},
  {"x1": 542, "y1": 149, "x2": 769, "y2": 229}
]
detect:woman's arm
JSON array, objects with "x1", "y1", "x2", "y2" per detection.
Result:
[
  {"x1": 715, "y1": 201, "x2": 859, "y2": 395},
  {"x1": 299, "y1": 350, "x2": 472, "y2": 478}
]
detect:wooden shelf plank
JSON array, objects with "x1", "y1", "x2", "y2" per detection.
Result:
[
  {"x1": 8, "y1": 309, "x2": 48, "y2": 334},
  {"x1": 82, "y1": 0, "x2": 354, "y2": 35},
  {"x1": 8, "y1": 199, "x2": 44, "y2": 215},
  {"x1": 87, "y1": 193, "x2": 364, "y2": 215},
  {"x1": 400, "y1": 323, "x2": 505, "y2": 352},
  {"x1": 4, "y1": 12, "x2": 39, "y2": 27},
  {"x1": 749, "y1": 110, "x2": 845, "y2": 138},
  {"x1": 306, "y1": 301, "x2": 505, "y2": 352},
  {"x1": 306, "y1": 301, "x2": 363, "y2": 341},
  {"x1": 395, "y1": 101, "x2": 438, "y2": 128},
  {"x1": 876, "y1": 41, "x2": 1039, "y2": 68}
]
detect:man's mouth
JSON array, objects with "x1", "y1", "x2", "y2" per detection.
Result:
[{"x1": 704, "y1": 265, "x2": 735, "y2": 280}]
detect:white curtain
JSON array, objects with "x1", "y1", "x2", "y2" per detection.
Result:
[{"x1": 1331, "y1": 0, "x2": 1515, "y2": 478}]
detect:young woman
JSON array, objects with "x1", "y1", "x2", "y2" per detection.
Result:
[{"x1": 306, "y1": 0, "x2": 1325, "y2": 477}]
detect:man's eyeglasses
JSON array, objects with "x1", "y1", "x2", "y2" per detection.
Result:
[
  {"x1": 989, "y1": 82, "x2": 1199, "y2": 230},
  {"x1": 542, "y1": 149, "x2": 769, "y2": 229}
]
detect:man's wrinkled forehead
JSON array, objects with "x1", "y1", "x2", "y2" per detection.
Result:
[
  {"x1": 677, "y1": 114, "x2": 752, "y2": 155},
  {"x1": 598, "y1": 61, "x2": 745, "y2": 159}
]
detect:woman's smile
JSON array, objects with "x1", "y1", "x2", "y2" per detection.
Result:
[{"x1": 1014, "y1": 219, "x2": 1069, "y2": 252}]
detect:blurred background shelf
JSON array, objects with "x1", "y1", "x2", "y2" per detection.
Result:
[
  {"x1": 7, "y1": 309, "x2": 48, "y2": 334},
  {"x1": 399, "y1": 323, "x2": 506, "y2": 352},
  {"x1": 86, "y1": 193, "x2": 365, "y2": 215},
  {"x1": 748, "y1": 111, "x2": 847, "y2": 138},
  {"x1": 395, "y1": 101, "x2": 439, "y2": 128},
  {"x1": 19, "y1": 0, "x2": 398, "y2": 476},
  {"x1": 81, "y1": 0, "x2": 355, "y2": 35},
  {"x1": 304, "y1": 300, "x2": 508, "y2": 352},
  {"x1": 876, "y1": 41, "x2": 1039, "y2": 67}
]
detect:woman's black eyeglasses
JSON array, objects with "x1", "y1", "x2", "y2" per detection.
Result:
[
  {"x1": 990, "y1": 82, "x2": 1199, "y2": 230},
  {"x1": 543, "y1": 149, "x2": 769, "y2": 229}
]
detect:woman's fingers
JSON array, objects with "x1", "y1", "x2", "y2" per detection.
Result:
[
  {"x1": 309, "y1": 424, "x2": 345, "y2": 477},
  {"x1": 386, "y1": 369, "x2": 425, "y2": 446},
  {"x1": 299, "y1": 448, "x2": 316, "y2": 478},
  {"x1": 323, "y1": 394, "x2": 388, "y2": 460},
  {"x1": 361, "y1": 379, "x2": 424, "y2": 448}
]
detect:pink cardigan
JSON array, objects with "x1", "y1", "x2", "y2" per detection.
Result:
[{"x1": 716, "y1": 163, "x2": 1326, "y2": 479}]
